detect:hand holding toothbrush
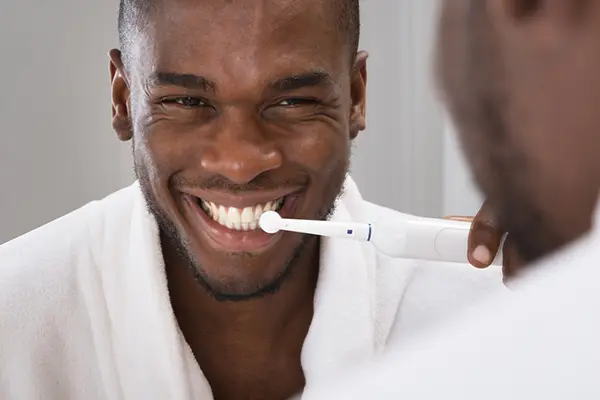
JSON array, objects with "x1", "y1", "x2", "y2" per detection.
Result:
[{"x1": 446, "y1": 200, "x2": 524, "y2": 282}]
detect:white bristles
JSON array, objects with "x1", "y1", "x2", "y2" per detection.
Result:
[{"x1": 259, "y1": 211, "x2": 283, "y2": 234}]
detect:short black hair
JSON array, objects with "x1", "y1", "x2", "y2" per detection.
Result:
[
  {"x1": 332, "y1": 0, "x2": 361, "y2": 57},
  {"x1": 118, "y1": 0, "x2": 360, "y2": 64}
]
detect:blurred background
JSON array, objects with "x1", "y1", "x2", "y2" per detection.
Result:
[{"x1": 0, "y1": 0, "x2": 482, "y2": 244}]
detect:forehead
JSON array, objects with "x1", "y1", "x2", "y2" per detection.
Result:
[{"x1": 134, "y1": 0, "x2": 347, "y2": 82}]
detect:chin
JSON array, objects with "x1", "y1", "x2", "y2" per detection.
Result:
[
  {"x1": 184, "y1": 232, "x2": 312, "y2": 301},
  {"x1": 170, "y1": 186, "x2": 319, "y2": 299},
  {"x1": 198, "y1": 236, "x2": 301, "y2": 283}
]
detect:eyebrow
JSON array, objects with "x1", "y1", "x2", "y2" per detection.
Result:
[
  {"x1": 147, "y1": 72, "x2": 216, "y2": 92},
  {"x1": 269, "y1": 71, "x2": 334, "y2": 92},
  {"x1": 146, "y1": 70, "x2": 334, "y2": 93}
]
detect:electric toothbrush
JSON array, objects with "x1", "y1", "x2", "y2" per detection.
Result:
[{"x1": 259, "y1": 211, "x2": 503, "y2": 265}]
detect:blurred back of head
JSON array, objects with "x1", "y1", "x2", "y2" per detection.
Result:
[{"x1": 436, "y1": 0, "x2": 600, "y2": 263}]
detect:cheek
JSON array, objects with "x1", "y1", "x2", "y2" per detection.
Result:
[
  {"x1": 133, "y1": 134, "x2": 158, "y2": 181},
  {"x1": 133, "y1": 133, "x2": 170, "y2": 183},
  {"x1": 284, "y1": 126, "x2": 350, "y2": 177},
  {"x1": 132, "y1": 124, "x2": 191, "y2": 216},
  {"x1": 135, "y1": 121, "x2": 194, "y2": 176},
  {"x1": 131, "y1": 97, "x2": 195, "y2": 181}
]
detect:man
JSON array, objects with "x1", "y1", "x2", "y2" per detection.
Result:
[
  {"x1": 304, "y1": 0, "x2": 600, "y2": 398},
  {"x1": 0, "y1": 1, "x2": 506, "y2": 399}
]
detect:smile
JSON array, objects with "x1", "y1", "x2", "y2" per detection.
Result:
[
  {"x1": 181, "y1": 188, "x2": 302, "y2": 252},
  {"x1": 198, "y1": 198, "x2": 284, "y2": 231}
]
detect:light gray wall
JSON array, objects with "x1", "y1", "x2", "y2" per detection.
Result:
[
  {"x1": 353, "y1": 0, "x2": 445, "y2": 218},
  {"x1": 0, "y1": 0, "x2": 457, "y2": 244},
  {"x1": 0, "y1": 0, "x2": 132, "y2": 243}
]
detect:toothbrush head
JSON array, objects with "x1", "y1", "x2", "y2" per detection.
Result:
[{"x1": 259, "y1": 211, "x2": 282, "y2": 234}]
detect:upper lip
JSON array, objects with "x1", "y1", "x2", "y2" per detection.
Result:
[{"x1": 181, "y1": 187, "x2": 303, "y2": 209}]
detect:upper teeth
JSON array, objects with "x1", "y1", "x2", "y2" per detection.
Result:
[{"x1": 201, "y1": 198, "x2": 284, "y2": 231}]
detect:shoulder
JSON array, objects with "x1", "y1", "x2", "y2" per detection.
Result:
[
  {"x1": 392, "y1": 260, "x2": 504, "y2": 337},
  {"x1": 347, "y1": 193, "x2": 423, "y2": 224},
  {"x1": 357, "y1": 200, "x2": 505, "y2": 344},
  {"x1": 0, "y1": 183, "x2": 139, "y2": 267},
  {"x1": 0, "y1": 184, "x2": 140, "y2": 394},
  {"x1": 0, "y1": 183, "x2": 139, "y2": 337},
  {"x1": 335, "y1": 178, "x2": 505, "y2": 345}
]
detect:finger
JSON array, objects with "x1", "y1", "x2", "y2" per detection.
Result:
[
  {"x1": 444, "y1": 216, "x2": 474, "y2": 223},
  {"x1": 467, "y1": 201, "x2": 504, "y2": 269},
  {"x1": 501, "y1": 234, "x2": 523, "y2": 281},
  {"x1": 445, "y1": 214, "x2": 498, "y2": 267}
]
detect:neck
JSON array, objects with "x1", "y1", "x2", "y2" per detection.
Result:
[{"x1": 163, "y1": 235, "x2": 320, "y2": 346}]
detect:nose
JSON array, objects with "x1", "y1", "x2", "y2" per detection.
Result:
[{"x1": 200, "y1": 114, "x2": 283, "y2": 184}]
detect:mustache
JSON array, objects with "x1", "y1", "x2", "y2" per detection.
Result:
[{"x1": 170, "y1": 174, "x2": 309, "y2": 193}]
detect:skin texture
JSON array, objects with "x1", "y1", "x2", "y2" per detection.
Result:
[
  {"x1": 439, "y1": 0, "x2": 600, "y2": 270},
  {"x1": 109, "y1": 1, "x2": 366, "y2": 398}
]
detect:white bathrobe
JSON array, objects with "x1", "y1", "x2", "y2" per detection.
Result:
[
  {"x1": 304, "y1": 197, "x2": 600, "y2": 400},
  {"x1": 0, "y1": 176, "x2": 502, "y2": 399}
]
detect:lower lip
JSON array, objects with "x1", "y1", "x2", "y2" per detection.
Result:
[{"x1": 183, "y1": 194, "x2": 301, "y2": 253}]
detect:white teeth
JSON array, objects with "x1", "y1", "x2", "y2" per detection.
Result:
[
  {"x1": 200, "y1": 198, "x2": 284, "y2": 231},
  {"x1": 241, "y1": 207, "x2": 255, "y2": 224},
  {"x1": 225, "y1": 208, "x2": 239, "y2": 230},
  {"x1": 254, "y1": 204, "x2": 263, "y2": 220},
  {"x1": 219, "y1": 207, "x2": 227, "y2": 223},
  {"x1": 264, "y1": 202, "x2": 272, "y2": 212}
]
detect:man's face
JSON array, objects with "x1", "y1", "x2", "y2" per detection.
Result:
[
  {"x1": 436, "y1": 0, "x2": 600, "y2": 263},
  {"x1": 110, "y1": 0, "x2": 366, "y2": 299}
]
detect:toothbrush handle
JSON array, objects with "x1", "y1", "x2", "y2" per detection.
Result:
[
  {"x1": 371, "y1": 218, "x2": 504, "y2": 265},
  {"x1": 278, "y1": 218, "x2": 371, "y2": 241}
]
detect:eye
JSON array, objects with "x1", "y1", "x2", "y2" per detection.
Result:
[
  {"x1": 161, "y1": 97, "x2": 209, "y2": 108},
  {"x1": 276, "y1": 98, "x2": 319, "y2": 107}
]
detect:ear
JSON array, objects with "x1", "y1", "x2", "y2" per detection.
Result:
[
  {"x1": 349, "y1": 50, "x2": 368, "y2": 140},
  {"x1": 109, "y1": 49, "x2": 133, "y2": 142}
]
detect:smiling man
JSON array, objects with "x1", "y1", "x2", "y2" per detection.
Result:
[{"x1": 0, "y1": 1, "x2": 504, "y2": 399}]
